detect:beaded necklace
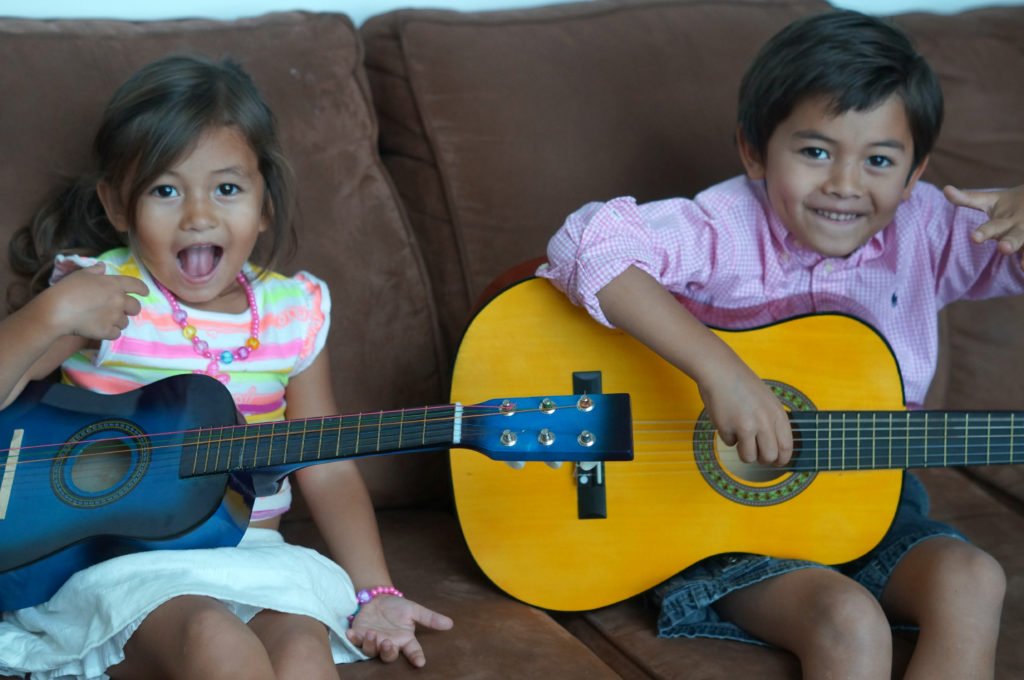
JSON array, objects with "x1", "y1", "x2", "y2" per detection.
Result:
[{"x1": 154, "y1": 272, "x2": 261, "y2": 385}]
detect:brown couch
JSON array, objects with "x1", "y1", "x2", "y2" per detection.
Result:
[{"x1": 1, "y1": 1, "x2": 1022, "y2": 678}]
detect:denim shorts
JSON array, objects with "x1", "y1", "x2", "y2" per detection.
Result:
[{"x1": 652, "y1": 472, "x2": 963, "y2": 645}]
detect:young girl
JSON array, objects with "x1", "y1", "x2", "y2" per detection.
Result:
[
  {"x1": 0, "y1": 54, "x2": 451, "y2": 680},
  {"x1": 540, "y1": 11, "x2": 1021, "y2": 679}
]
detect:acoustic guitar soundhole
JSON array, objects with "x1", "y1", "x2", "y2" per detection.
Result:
[
  {"x1": 51, "y1": 419, "x2": 151, "y2": 508},
  {"x1": 693, "y1": 380, "x2": 815, "y2": 507}
]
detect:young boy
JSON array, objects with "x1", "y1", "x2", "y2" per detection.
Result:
[{"x1": 540, "y1": 10, "x2": 1022, "y2": 678}]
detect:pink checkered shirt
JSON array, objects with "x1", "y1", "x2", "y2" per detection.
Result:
[{"x1": 539, "y1": 176, "x2": 1024, "y2": 409}]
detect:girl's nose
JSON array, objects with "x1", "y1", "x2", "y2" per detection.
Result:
[{"x1": 182, "y1": 195, "x2": 217, "y2": 231}]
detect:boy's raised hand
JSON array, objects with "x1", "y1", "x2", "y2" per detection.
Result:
[{"x1": 944, "y1": 185, "x2": 1024, "y2": 268}]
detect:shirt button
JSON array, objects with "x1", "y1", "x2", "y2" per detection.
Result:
[{"x1": 823, "y1": 262, "x2": 833, "y2": 274}]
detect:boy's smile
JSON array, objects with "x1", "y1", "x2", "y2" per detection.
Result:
[{"x1": 740, "y1": 94, "x2": 928, "y2": 258}]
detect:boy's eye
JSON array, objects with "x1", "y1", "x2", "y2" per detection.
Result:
[
  {"x1": 151, "y1": 185, "x2": 179, "y2": 198},
  {"x1": 801, "y1": 147, "x2": 829, "y2": 161},
  {"x1": 217, "y1": 183, "x2": 241, "y2": 196},
  {"x1": 867, "y1": 155, "x2": 893, "y2": 168}
]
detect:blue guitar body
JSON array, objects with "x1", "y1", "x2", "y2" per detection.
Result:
[
  {"x1": 0, "y1": 375, "x2": 252, "y2": 611},
  {"x1": 0, "y1": 374, "x2": 632, "y2": 610}
]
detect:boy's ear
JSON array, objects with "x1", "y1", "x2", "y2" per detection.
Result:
[
  {"x1": 96, "y1": 181, "x2": 130, "y2": 234},
  {"x1": 902, "y1": 155, "x2": 930, "y2": 200},
  {"x1": 736, "y1": 126, "x2": 766, "y2": 180}
]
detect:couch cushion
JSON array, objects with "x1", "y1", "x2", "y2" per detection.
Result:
[
  {"x1": 362, "y1": 0, "x2": 831, "y2": 357},
  {"x1": 283, "y1": 509, "x2": 625, "y2": 678},
  {"x1": 0, "y1": 12, "x2": 447, "y2": 508}
]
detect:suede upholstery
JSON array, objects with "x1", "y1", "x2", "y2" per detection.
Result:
[{"x1": 1, "y1": 2, "x2": 1022, "y2": 678}]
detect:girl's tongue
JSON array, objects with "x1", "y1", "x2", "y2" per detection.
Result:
[{"x1": 178, "y1": 245, "x2": 221, "y2": 279}]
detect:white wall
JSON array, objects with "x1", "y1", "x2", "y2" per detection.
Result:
[{"x1": 3, "y1": 0, "x2": 1022, "y2": 24}]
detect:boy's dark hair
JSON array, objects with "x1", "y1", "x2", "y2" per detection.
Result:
[
  {"x1": 737, "y1": 10, "x2": 943, "y2": 174},
  {"x1": 9, "y1": 54, "x2": 296, "y2": 305}
]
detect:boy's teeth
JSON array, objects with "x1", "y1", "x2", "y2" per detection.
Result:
[
  {"x1": 817, "y1": 210, "x2": 857, "y2": 221},
  {"x1": 179, "y1": 245, "x2": 217, "y2": 278}
]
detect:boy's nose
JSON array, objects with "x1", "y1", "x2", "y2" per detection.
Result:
[{"x1": 824, "y1": 162, "x2": 862, "y2": 198}]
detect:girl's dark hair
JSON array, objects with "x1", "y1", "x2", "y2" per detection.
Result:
[
  {"x1": 9, "y1": 54, "x2": 296, "y2": 307},
  {"x1": 737, "y1": 10, "x2": 943, "y2": 175}
]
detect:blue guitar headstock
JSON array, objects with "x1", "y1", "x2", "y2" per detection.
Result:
[{"x1": 457, "y1": 393, "x2": 633, "y2": 462}]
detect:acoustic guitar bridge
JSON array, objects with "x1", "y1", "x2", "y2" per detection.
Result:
[{"x1": 573, "y1": 371, "x2": 607, "y2": 520}]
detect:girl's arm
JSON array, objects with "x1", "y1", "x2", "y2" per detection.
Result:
[
  {"x1": 285, "y1": 349, "x2": 451, "y2": 667},
  {"x1": 596, "y1": 265, "x2": 793, "y2": 466},
  {"x1": 0, "y1": 265, "x2": 147, "y2": 409}
]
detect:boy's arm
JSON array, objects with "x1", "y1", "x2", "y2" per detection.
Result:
[{"x1": 596, "y1": 265, "x2": 793, "y2": 466}]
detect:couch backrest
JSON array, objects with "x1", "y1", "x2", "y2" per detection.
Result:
[
  {"x1": 0, "y1": 12, "x2": 448, "y2": 508},
  {"x1": 363, "y1": 0, "x2": 1024, "y2": 411},
  {"x1": 362, "y1": 0, "x2": 831, "y2": 360},
  {"x1": 892, "y1": 8, "x2": 1024, "y2": 409}
]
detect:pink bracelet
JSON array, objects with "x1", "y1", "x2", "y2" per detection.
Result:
[{"x1": 348, "y1": 585, "x2": 404, "y2": 622}]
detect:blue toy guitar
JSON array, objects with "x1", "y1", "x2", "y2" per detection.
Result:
[{"x1": 0, "y1": 373, "x2": 632, "y2": 610}]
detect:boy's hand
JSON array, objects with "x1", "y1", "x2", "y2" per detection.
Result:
[
  {"x1": 698, "y1": 356, "x2": 793, "y2": 467},
  {"x1": 944, "y1": 185, "x2": 1024, "y2": 268}
]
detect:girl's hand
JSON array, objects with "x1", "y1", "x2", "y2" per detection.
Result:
[
  {"x1": 346, "y1": 595, "x2": 453, "y2": 667},
  {"x1": 944, "y1": 185, "x2": 1024, "y2": 269},
  {"x1": 39, "y1": 263, "x2": 149, "y2": 340},
  {"x1": 697, "y1": 355, "x2": 793, "y2": 467}
]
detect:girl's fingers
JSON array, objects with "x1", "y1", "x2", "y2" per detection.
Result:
[{"x1": 401, "y1": 638, "x2": 427, "y2": 668}]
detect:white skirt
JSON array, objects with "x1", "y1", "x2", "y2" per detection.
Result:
[{"x1": 0, "y1": 528, "x2": 366, "y2": 679}]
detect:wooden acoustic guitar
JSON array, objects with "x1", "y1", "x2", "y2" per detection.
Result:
[
  {"x1": 0, "y1": 373, "x2": 632, "y2": 610},
  {"x1": 450, "y1": 277, "x2": 1020, "y2": 612}
]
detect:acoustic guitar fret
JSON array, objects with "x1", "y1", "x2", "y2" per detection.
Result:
[
  {"x1": 854, "y1": 413, "x2": 859, "y2": 471},
  {"x1": 872, "y1": 411, "x2": 880, "y2": 471},
  {"x1": 888, "y1": 412, "x2": 893, "y2": 469},
  {"x1": 987, "y1": 413, "x2": 992, "y2": 466},
  {"x1": 944, "y1": 412, "x2": 948, "y2": 467},
  {"x1": 958, "y1": 413, "x2": 966, "y2": 466},
  {"x1": 909, "y1": 413, "x2": 917, "y2": 466},
  {"x1": 796, "y1": 410, "x2": 1024, "y2": 472}
]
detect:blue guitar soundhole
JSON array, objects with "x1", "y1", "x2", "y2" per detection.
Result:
[{"x1": 50, "y1": 419, "x2": 151, "y2": 508}]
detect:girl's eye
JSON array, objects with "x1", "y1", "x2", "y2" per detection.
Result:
[
  {"x1": 801, "y1": 147, "x2": 829, "y2": 161},
  {"x1": 151, "y1": 185, "x2": 179, "y2": 198},
  {"x1": 217, "y1": 183, "x2": 241, "y2": 196},
  {"x1": 867, "y1": 155, "x2": 894, "y2": 168}
]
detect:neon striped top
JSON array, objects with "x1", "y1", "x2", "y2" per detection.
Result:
[{"x1": 51, "y1": 248, "x2": 332, "y2": 520}]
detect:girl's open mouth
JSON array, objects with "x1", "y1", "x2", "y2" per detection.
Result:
[{"x1": 177, "y1": 244, "x2": 223, "y2": 280}]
